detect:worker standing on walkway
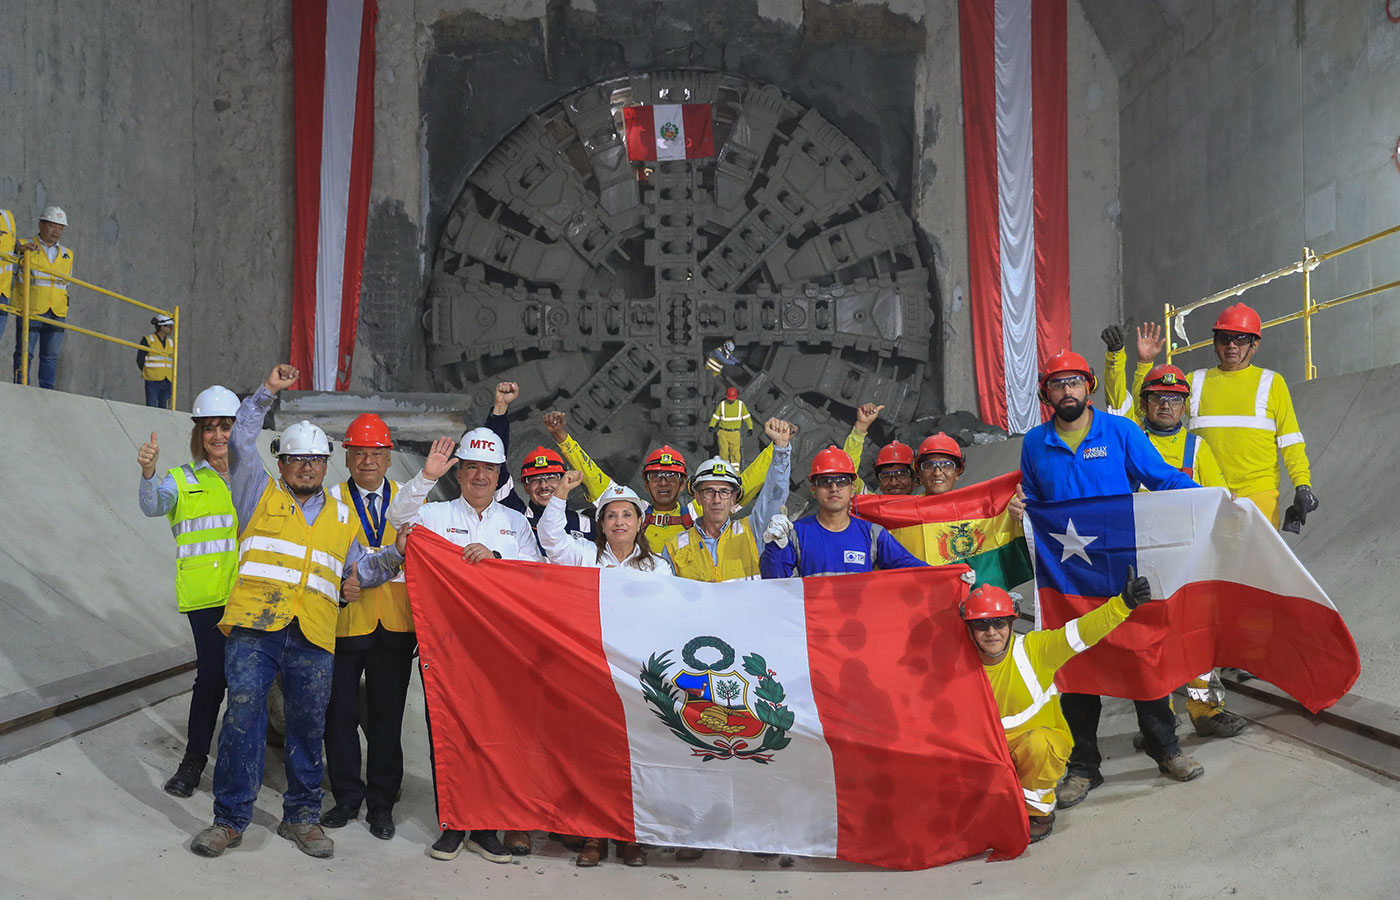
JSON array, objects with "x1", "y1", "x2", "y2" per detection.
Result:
[
  {"x1": 189, "y1": 364, "x2": 403, "y2": 861},
  {"x1": 137, "y1": 385, "x2": 241, "y2": 799},
  {"x1": 962, "y1": 573, "x2": 1154, "y2": 842},
  {"x1": 137, "y1": 315, "x2": 176, "y2": 408},
  {"x1": 0, "y1": 208, "x2": 16, "y2": 342},
  {"x1": 12, "y1": 206, "x2": 73, "y2": 390},
  {"x1": 321, "y1": 414, "x2": 415, "y2": 842},
  {"x1": 709, "y1": 386, "x2": 753, "y2": 467},
  {"x1": 385, "y1": 426, "x2": 543, "y2": 865},
  {"x1": 1019, "y1": 349, "x2": 1204, "y2": 809}
]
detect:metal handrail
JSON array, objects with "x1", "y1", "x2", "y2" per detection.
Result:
[
  {"x1": 1165, "y1": 224, "x2": 1400, "y2": 380},
  {"x1": 1, "y1": 249, "x2": 180, "y2": 405}
]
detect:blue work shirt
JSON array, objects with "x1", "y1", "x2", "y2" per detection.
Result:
[
  {"x1": 1019, "y1": 407, "x2": 1199, "y2": 502},
  {"x1": 760, "y1": 515, "x2": 927, "y2": 578}
]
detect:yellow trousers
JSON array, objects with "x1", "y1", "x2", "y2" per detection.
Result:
[
  {"x1": 1241, "y1": 489, "x2": 1280, "y2": 528},
  {"x1": 1186, "y1": 670, "x2": 1227, "y2": 720},
  {"x1": 716, "y1": 429, "x2": 742, "y2": 468},
  {"x1": 1006, "y1": 726, "x2": 1072, "y2": 816}
]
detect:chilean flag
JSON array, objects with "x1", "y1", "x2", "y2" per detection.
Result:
[
  {"x1": 959, "y1": 0, "x2": 1071, "y2": 433},
  {"x1": 291, "y1": 0, "x2": 377, "y2": 391},
  {"x1": 1025, "y1": 488, "x2": 1359, "y2": 713},
  {"x1": 623, "y1": 104, "x2": 715, "y2": 161},
  {"x1": 404, "y1": 529, "x2": 1029, "y2": 870}
]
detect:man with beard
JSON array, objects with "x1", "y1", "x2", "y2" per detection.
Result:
[{"x1": 1019, "y1": 349, "x2": 1203, "y2": 810}]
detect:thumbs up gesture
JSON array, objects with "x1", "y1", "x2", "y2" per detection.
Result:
[{"x1": 138, "y1": 432, "x2": 160, "y2": 479}]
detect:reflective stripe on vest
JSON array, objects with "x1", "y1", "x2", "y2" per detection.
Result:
[
  {"x1": 1000, "y1": 638, "x2": 1059, "y2": 731},
  {"x1": 669, "y1": 518, "x2": 761, "y2": 583},
  {"x1": 19, "y1": 239, "x2": 73, "y2": 316},
  {"x1": 142, "y1": 334, "x2": 175, "y2": 381},
  {"x1": 1189, "y1": 367, "x2": 1277, "y2": 432},
  {"x1": 167, "y1": 463, "x2": 238, "y2": 613}
]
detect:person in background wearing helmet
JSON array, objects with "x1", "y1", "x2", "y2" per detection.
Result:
[
  {"x1": 705, "y1": 338, "x2": 740, "y2": 376},
  {"x1": 190, "y1": 364, "x2": 405, "y2": 860},
  {"x1": 136, "y1": 384, "x2": 240, "y2": 799},
  {"x1": 137, "y1": 314, "x2": 176, "y2": 408},
  {"x1": 541, "y1": 410, "x2": 778, "y2": 550},
  {"x1": 708, "y1": 386, "x2": 753, "y2": 467},
  {"x1": 1019, "y1": 349, "x2": 1204, "y2": 808},
  {"x1": 870, "y1": 440, "x2": 916, "y2": 495},
  {"x1": 385, "y1": 424, "x2": 543, "y2": 865},
  {"x1": 914, "y1": 432, "x2": 965, "y2": 496},
  {"x1": 537, "y1": 476, "x2": 671, "y2": 868},
  {"x1": 760, "y1": 446, "x2": 926, "y2": 577},
  {"x1": 504, "y1": 442, "x2": 594, "y2": 554},
  {"x1": 1137, "y1": 304, "x2": 1317, "y2": 533},
  {"x1": 962, "y1": 570, "x2": 1156, "y2": 842},
  {"x1": 319, "y1": 414, "x2": 415, "y2": 841},
  {"x1": 12, "y1": 206, "x2": 73, "y2": 390},
  {"x1": 0, "y1": 207, "x2": 16, "y2": 342}
]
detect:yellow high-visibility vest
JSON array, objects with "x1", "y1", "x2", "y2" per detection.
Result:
[
  {"x1": 141, "y1": 333, "x2": 175, "y2": 382},
  {"x1": 19, "y1": 237, "x2": 74, "y2": 317},
  {"x1": 666, "y1": 517, "x2": 762, "y2": 583},
  {"x1": 0, "y1": 210, "x2": 16, "y2": 298},
  {"x1": 330, "y1": 480, "x2": 413, "y2": 637}
]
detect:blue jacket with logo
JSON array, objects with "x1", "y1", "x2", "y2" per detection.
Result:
[
  {"x1": 1020, "y1": 408, "x2": 1199, "y2": 502},
  {"x1": 760, "y1": 515, "x2": 927, "y2": 578}
]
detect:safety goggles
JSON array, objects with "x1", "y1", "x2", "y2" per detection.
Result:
[
  {"x1": 812, "y1": 475, "x2": 854, "y2": 489},
  {"x1": 522, "y1": 473, "x2": 561, "y2": 485},
  {"x1": 1045, "y1": 375, "x2": 1088, "y2": 389},
  {"x1": 1144, "y1": 393, "x2": 1186, "y2": 408},
  {"x1": 876, "y1": 468, "x2": 913, "y2": 482},
  {"x1": 1214, "y1": 331, "x2": 1256, "y2": 347},
  {"x1": 919, "y1": 458, "x2": 958, "y2": 472},
  {"x1": 279, "y1": 455, "x2": 327, "y2": 467},
  {"x1": 644, "y1": 471, "x2": 682, "y2": 482},
  {"x1": 969, "y1": 617, "x2": 1011, "y2": 632},
  {"x1": 696, "y1": 486, "x2": 736, "y2": 500}
]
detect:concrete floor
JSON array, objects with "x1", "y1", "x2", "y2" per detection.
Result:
[{"x1": 2, "y1": 686, "x2": 1395, "y2": 900}]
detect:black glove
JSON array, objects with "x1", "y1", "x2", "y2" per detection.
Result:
[
  {"x1": 1281, "y1": 485, "x2": 1319, "y2": 534},
  {"x1": 1100, "y1": 324, "x2": 1125, "y2": 352},
  {"x1": 1122, "y1": 565, "x2": 1153, "y2": 609}
]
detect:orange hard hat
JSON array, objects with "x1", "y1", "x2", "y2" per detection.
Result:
[
  {"x1": 343, "y1": 413, "x2": 393, "y2": 448},
  {"x1": 809, "y1": 446, "x2": 856, "y2": 479},
  {"x1": 874, "y1": 440, "x2": 915, "y2": 470},
  {"x1": 1212, "y1": 302, "x2": 1261, "y2": 338},
  {"x1": 521, "y1": 446, "x2": 566, "y2": 476},
  {"x1": 1141, "y1": 364, "x2": 1191, "y2": 396},
  {"x1": 642, "y1": 444, "x2": 688, "y2": 474},
  {"x1": 960, "y1": 583, "x2": 1016, "y2": 621},
  {"x1": 725, "y1": 386, "x2": 739, "y2": 401},
  {"x1": 1038, "y1": 349, "x2": 1099, "y2": 396},
  {"x1": 915, "y1": 432, "x2": 965, "y2": 471}
]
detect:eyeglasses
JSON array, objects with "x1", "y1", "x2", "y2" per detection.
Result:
[
  {"x1": 1144, "y1": 393, "x2": 1186, "y2": 408},
  {"x1": 812, "y1": 475, "x2": 854, "y2": 489},
  {"x1": 523, "y1": 473, "x2": 561, "y2": 485},
  {"x1": 696, "y1": 486, "x2": 735, "y2": 499},
  {"x1": 1214, "y1": 332, "x2": 1256, "y2": 347},
  {"x1": 919, "y1": 458, "x2": 959, "y2": 473},
  {"x1": 1046, "y1": 375, "x2": 1088, "y2": 389},
  {"x1": 969, "y1": 617, "x2": 1011, "y2": 631},
  {"x1": 280, "y1": 455, "x2": 327, "y2": 467},
  {"x1": 876, "y1": 469, "x2": 912, "y2": 481},
  {"x1": 644, "y1": 471, "x2": 682, "y2": 482}
]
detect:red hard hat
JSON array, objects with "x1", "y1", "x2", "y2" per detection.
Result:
[
  {"x1": 343, "y1": 413, "x2": 393, "y2": 448},
  {"x1": 810, "y1": 446, "x2": 856, "y2": 479},
  {"x1": 1141, "y1": 364, "x2": 1191, "y2": 396},
  {"x1": 875, "y1": 440, "x2": 915, "y2": 470},
  {"x1": 725, "y1": 386, "x2": 738, "y2": 401},
  {"x1": 1212, "y1": 302, "x2": 1262, "y2": 338},
  {"x1": 1039, "y1": 349, "x2": 1099, "y2": 395},
  {"x1": 915, "y1": 432, "x2": 965, "y2": 470},
  {"x1": 521, "y1": 446, "x2": 566, "y2": 476},
  {"x1": 642, "y1": 444, "x2": 688, "y2": 474},
  {"x1": 959, "y1": 583, "x2": 1016, "y2": 621}
]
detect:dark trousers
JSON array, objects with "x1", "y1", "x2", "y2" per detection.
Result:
[
  {"x1": 1061, "y1": 692, "x2": 1180, "y2": 779},
  {"x1": 184, "y1": 606, "x2": 228, "y2": 760},
  {"x1": 145, "y1": 379, "x2": 172, "y2": 409},
  {"x1": 324, "y1": 625, "x2": 416, "y2": 813}
]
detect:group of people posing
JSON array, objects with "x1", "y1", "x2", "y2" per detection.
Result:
[{"x1": 136, "y1": 299, "x2": 1315, "y2": 863}]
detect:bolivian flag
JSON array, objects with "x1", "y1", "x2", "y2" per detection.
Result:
[{"x1": 852, "y1": 471, "x2": 1032, "y2": 589}]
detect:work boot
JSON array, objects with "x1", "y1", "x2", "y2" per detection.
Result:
[
  {"x1": 430, "y1": 829, "x2": 466, "y2": 861},
  {"x1": 675, "y1": 847, "x2": 705, "y2": 861},
  {"x1": 367, "y1": 807, "x2": 395, "y2": 841},
  {"x1": 163, "y1": 756, "x2": 206, "y2": 798},
  {"x1": 466, "y1": 830, "x2": 513, "y2": 863},
  {"x1": 1028, "y1": 812, "x2": 1055, "y2": 843},
  {"x1": 278, "y1": 821, "x2": 334, "y2": 859},
  {"x1": 576, "y1": 837, "x2": 607, "y2": 867},
  {"x1": 190, "y1": 824, "x2": 242, "y2": 858},
  {"x1": 1158, "y1": 751, "x2": 1205, "y2": 782},
  {"x1": 320, "y1": 803, "x2": 359, "y2": 829},
  {"x1": 503, "y1": 830, "x2": 532, "y2": 855},
  {"x1": 553, "y1": 833, "x2": 587, "y2": 851},
  {"x1": 1193, "y1": 710, "x2": 1247, "y2": 738},
  {"x1": 617, "y1": 841, "x2": 646, "y2": 867},
  {"x1": 1056, "y1": 773, "x2": 1102, "y2": 809}
]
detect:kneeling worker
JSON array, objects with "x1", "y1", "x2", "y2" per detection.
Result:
[{"x1": 963, "y1": 570, "x2": 1154, "y2": 842}]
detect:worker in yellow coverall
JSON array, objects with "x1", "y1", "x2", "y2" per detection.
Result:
[{"x1": 962, "y1": 572, "x2": 1153, "y2": 843}]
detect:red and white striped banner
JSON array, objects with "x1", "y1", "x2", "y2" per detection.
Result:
[
  {"x1": 960, "y1": 0, "x2": 1070, "y2": 433},
  {"x1": 291, "y1": 0, "x2": 377, "y2": 391},
  {"x1": 623, "y1": 104, "x2": 715, "y2": 161}
]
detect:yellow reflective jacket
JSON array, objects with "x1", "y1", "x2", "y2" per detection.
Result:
[
  {"x1": 0, "y1": 210, "x2": 15, "y2": 298},
  {"x1": 140, "y1": 333, "x2": 175, "y2": 382},
  {"x1": 330, "y1": 480, "x2": 412, "y2": 637},
  {"x1": 1181, "y1": 365, "x2": 1310, "y2": 496},
  {"x1": 19, "y1": 237, "x2": 74, "y2": 317},
  {"x1": 665, "y1": 517, "x2": 763, "y2": 583}
]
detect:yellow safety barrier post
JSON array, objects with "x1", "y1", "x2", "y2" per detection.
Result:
[{"x1": 19, "y1": 253, "x2": 31, "y2": 386}]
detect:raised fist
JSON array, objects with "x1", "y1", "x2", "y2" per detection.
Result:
[
  {"x1": 493, "y1": 382, "x2": 520, "y2": 413},
  {"x1": 1100, "y1": 324, "x2": 1125, "y2": 352},
  {"x1": 542, "y1": 410, "x2": 569, "y2": 443},
  {"x1": 264, "y1": 364, "x2": 298, "y2": 393},
  {"x1": 764, "y1": 418, "x2": 798, "y2": 448},
  {"x1": 557, "y1": 470, "x2": 584, "y2": 498}
]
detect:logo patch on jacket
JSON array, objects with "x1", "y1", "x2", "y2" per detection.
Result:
[
  {"x1": 1082, "y1": 446, "x2": 1108, "y2": 459},
  {"x1": 843, "y1": 550, "x2": 867, "y2": 564},
  {"x1": 498, "y1": 529, "x2": 516, "y2": 536}
]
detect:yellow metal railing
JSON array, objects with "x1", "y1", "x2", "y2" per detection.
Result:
[
  {"x1": 1164, "y1": 223, "x2": 1400, "y2": 380},
  {"x1": 1, "y1": 249, "x2": 180, "y2": 406}
]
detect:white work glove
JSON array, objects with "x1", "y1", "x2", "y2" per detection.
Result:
[{"x1": 763, "y1": 513, "x2": 795, "y2": 549}]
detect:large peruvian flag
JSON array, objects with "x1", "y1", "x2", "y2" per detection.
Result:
[
  {"x1": 291, "y1": 0, "x2": 377, "y2": 391},
  {"x1": 405, "y1": 529, "x2": 1029, "y2": 869},
  {"x1": 959, "y1": 0, "x2": 1071, "y2": 433},
  {"x1": 623, "y1": 104, "x2": 715, "y2": 161},
  {"x1": 1025, "y1": 488, "x2": 1360, "y2": 712}
]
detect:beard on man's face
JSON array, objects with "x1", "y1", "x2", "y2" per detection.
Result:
[{"x1": 1053, "y1": 395, "x2": 1087, "y2": 423}]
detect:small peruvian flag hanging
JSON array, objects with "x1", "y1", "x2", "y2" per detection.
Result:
[{"x1": 623, "y1": 103, "x2": 715, "y2": 161}]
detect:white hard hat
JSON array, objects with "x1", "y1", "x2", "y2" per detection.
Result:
[
  {"x1": 455, "y1": 426, "x2": 506, "y2": 464},
  {"x1": 190, "y1": 385, "x2": 239, "y2": 419},
  {"x1": 595, "y1": 483, "x2": 646, "y2": 518},
  {"x1": 153, "y1": 314, "x2": 174, "y2": 327},
  {"x1": 39, "y1": 206, "x2": 67, "y2": 226},
  {"x1": 275, "y1": 420, "x2": 332, "y2": 456},
  {"x1": 690, "y1": 455, "x2": 741, "y2": 492}
]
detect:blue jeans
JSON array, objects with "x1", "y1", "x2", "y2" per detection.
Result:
[
  {"x1": 12, "y1": 314, "x2": 65, "y2": 389},
  {"x1": 212, "y1": 622, "x2": 334, "y2": 833},
  {"x1": 145, "y1": 379, "x2": 172, "y2": 409}
]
